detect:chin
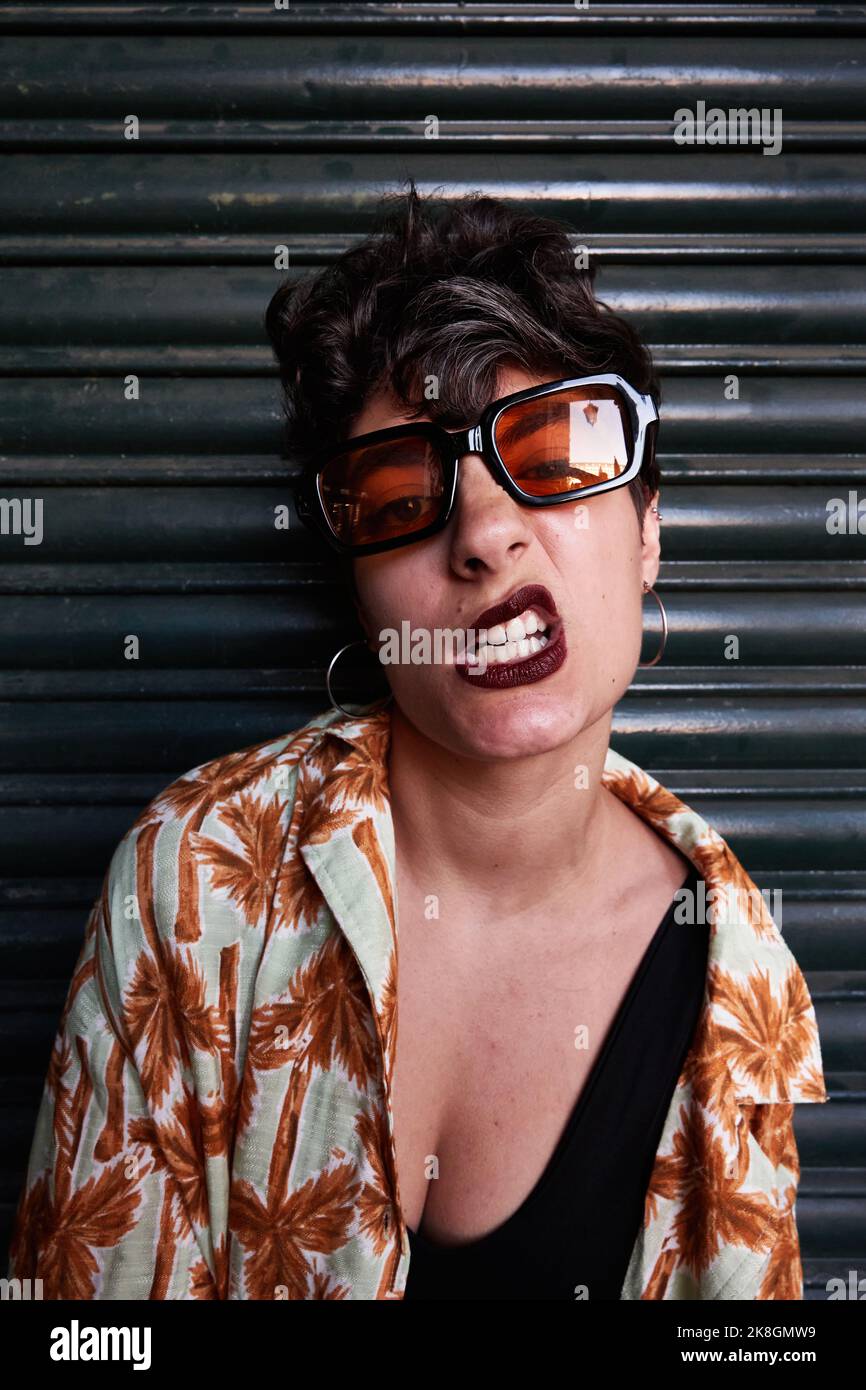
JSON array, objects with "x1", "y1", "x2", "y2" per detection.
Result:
[{"x1": 448, "y1": 694, "x2": 590, "y2": 760}]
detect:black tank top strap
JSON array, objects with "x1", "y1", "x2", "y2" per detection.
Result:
[{"x1": 403, "y1": 861, "x2": 708, "y2": 1300}]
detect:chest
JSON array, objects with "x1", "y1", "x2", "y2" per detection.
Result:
[{"x1": 389, "y1": 893, "x2": 667, "y2": 1245}]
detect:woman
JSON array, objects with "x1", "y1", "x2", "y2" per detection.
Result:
[{"x1": 9, "y1": 185, "x2": 826, "y2": 1301}]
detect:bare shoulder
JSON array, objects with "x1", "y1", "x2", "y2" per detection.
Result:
[{"x1": 601, "y1": 782, "x2": 695, "y2": 908}]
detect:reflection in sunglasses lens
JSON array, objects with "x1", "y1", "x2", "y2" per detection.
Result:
[{"x1": 494, "y1": 388, "x2": 632, "y2": 496}]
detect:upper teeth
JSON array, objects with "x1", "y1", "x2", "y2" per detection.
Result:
[
  {"x1": 483, "y1": 607, "x2": 548, "y2": 644},
  {"x1": 466, "y1": 606, "x2": 552, "y2": 666}
]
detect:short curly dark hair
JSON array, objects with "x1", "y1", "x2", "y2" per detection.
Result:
[{"x1": 266, "y1": 181, "x2": 661, "y2": 570}]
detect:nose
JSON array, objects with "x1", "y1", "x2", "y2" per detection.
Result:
[
  {"x1": 446, "y1": 424, "x2": 511, "y2": 498},
  {"x1": 447, "y1": 444, "x2": 533, "y2": 573}
]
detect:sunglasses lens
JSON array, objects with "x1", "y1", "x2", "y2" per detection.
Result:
[
  {"x1": 319, "y1": 434, "x2": 445, "y2": 547},
  {"x1": 492, "y1": 385, "x2": 633, "y2": 497}
]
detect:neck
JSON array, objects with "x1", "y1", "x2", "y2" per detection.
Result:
[{"x1": 387, "y1": 703, "x2": 620, "y2": 924}]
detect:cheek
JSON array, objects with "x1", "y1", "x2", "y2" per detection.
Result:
[
  {"x1": 552, "y1": 496, "x2": 641, "y2": 588},
  {"x1": 354, "y1": 554, "x2": 434, "y2": 638},
  {"x1": 547, "y1": 504, "x2": 644, "y2": 664}
]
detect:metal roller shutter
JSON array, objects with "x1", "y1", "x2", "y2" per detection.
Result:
[{"x1": 0, "y1": 1, "x2": 863, "y2": 1298}]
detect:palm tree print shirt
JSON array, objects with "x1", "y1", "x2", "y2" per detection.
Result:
[{"x1": 8, "y1": 703, "x2": 828, "y2": 1299}]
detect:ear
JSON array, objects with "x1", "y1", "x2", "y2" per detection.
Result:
[{"x1": 640, "y1": 486, "x2": 662, "y2": 590}]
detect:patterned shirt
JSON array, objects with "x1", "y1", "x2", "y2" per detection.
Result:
[{"x1": 8, "y1": 703, "x2": 828, "y2": 1299}]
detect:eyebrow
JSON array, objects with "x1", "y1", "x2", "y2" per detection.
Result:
[
  {"x1": 495, "y1": 405, "x2": 557, "y2": 449},
  {"x1": 338, "y1": 434, "x2": 433, "y2": 484}
]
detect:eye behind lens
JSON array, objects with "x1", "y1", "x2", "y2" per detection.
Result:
[{"x1": 494, "y1": 385, "x2": 634, "y2": 495}]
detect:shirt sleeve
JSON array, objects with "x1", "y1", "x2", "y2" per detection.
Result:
[
  {"x1": 748, "y1": 1101, "x2": 807, "y2": 1301},
  {"x1": 7, "y1": 820, "x2": 225, "y2": 1300}
]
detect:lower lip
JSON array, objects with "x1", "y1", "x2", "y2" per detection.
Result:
[{"x1": 455, "y1": 619, "x2": 567, "y2": 690}]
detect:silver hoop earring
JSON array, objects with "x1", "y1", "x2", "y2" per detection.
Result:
[
  {"x1": 326, "y1": 640, "x2": 393, "y2": 718},
  {"x1": 638, "y1": 581, "x2": 668, "y2": 667}
]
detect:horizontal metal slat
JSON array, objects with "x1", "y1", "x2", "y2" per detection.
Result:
[
  {"x1": 0, "y1": 878, "x2": 100, "y2": 910},
  {"x1": 0, "y1": 701, "x2": 314, "y2": 775},
  {"x1": 0, "y1": 34, "x2": 864, "y2": 120},
  {"x1": 783, "y1": 1095, "x2": 865, "y2": 1166},
  {"x1": 0, "y1": 378, "x2": 278, "y2": 454},
  {"x1": 3, "y1": 4, "x2": 866, "y2": 39},
  {"x1": 0, "y1": 911, "x2": 86, "y2": 980},
  {"x1": 0, "y1": 489, "x2": 299, "y2": 564},
  {"x1": 613, "y1": 697, "x2": 866, "y2": 766},
  {"x1": 796, "y1": 1194, "x2": 866, "y2": 1257},
  {"x1": 804, "y1": 1261, "x2": 866, "y2": 1297},
  {"x1": 631, "y1": 665, "x2": 866, "y2": 694},
  {"x1": 4, "y1": 231, "x2": 866, "y2": 265},
  {"x1": 2, "y1": 154, "x2": 866, "y2": 238},
  {"x1": 3, "y1": 119, "x2": 866, "y2": 157}
]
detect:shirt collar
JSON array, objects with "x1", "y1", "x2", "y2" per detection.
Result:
[{"x1": 295, "y1": 705, "x2": 827, "y2": 1109}]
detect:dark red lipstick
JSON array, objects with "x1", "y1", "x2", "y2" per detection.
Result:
[{"x1": 455, "y1": 582, "x2": 567, "y2": 690}]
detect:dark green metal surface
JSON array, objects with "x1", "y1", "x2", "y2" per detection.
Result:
[{"x1": 0, "y1": 2, "x2": 864, "y2": 1297}]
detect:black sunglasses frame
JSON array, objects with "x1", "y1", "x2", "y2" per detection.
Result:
[{"x1": 293, "y1": 373, "x2": 660, "y2": 558}]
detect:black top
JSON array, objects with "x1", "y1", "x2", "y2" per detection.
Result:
[{"x1": 402, "y1": 862, "x2": 708, "y2": 1300}]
